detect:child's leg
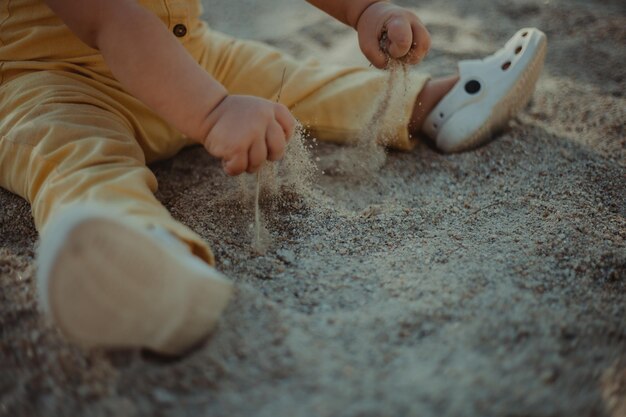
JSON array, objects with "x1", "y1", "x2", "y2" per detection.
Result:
[
  {"x1": 0, "y1": 71, "x2": 209, "y2": 259},
  {"x1": 0, "y1": 71, "x2": 231, "y2": 354},
  {"x1": 187, "y1": 25, "x2": 546, "y2": 153},
  {"x1": 411, "y1": 75, "x2": 460, "y2": 134},
  {"x1": 419, "y1": 28, "x2": 547, "y2": 152},
  {"x1": 187, "y1": 25, "x2": 430, "y2": 151}
]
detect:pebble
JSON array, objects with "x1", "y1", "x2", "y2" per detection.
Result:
[
  {"x1": 77, "y1": 386, "x2": 91, "y2": 398},
  {"x1": 276, "y1": 249, "x2": 296, "y2": 265},
  {"x1": 541, "y1": 369, "x2": 558, "y2": 384},
  {"x1": 152, "y1": 388, "x2": 177, "y2": 404}
]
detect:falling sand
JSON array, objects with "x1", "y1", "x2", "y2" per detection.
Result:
[
  {"x1": 249, "y1": 60, "x2": 410, "y2": 252},
  {"x1": 246, "y1": 125, "x2": 317, "y2": 254},
  {"x1": 249, "y1": 37, "x2": 413, "y2": 252},
  {"x1": 321, "y1": 62, "x2": 411, "y2": 176},
  {"x1": 252, "y1": 169, "x2": 266, "y2": 253}
]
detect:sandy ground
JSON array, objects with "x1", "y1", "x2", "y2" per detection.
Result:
[{"x1": 1, "y1": 0, "x2": 625, "y2": 416}]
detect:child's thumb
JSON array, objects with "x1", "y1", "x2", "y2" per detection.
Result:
[{"x1": 386, "y1": 17, "x2": 413, "y2": 59}]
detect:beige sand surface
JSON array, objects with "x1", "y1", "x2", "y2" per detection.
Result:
[{"x1": 1, "y1": 0, "x2": 625, "y2": 416}]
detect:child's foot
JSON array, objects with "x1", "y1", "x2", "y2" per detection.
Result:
[
  {"x1": 37, "y1": 206, "x2": 233, "y2": 356},
  {"x1": 415, "y1": 27, "x2": 547, "y2": 152}
]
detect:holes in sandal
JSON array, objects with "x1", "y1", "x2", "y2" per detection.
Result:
[
  {"x1": 502, "y1": 61, "x2": 512, "y2": 70},
  {"x1": 515, "y1": 46, "x2": 523, "y2": 55},
  {"x1": 522, "y1": 31, "x2": 528, "y2": 38},
  {"x1": 433, "y1": 123, "x2": 438, "y2": 129},
  {"x1": 464, "y1": 80, "x2": 481, "y2": 94},
  {"x1": 439, "y1": 112, "x2": 445, "y2": 118}
]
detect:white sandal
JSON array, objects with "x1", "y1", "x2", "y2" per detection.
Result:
[
  {"x1": 37, "y1": 206, "x2": 233, "y2": 355},
  {"x1": 424, "y1": 28, "x2": 548, "y2": 153}
]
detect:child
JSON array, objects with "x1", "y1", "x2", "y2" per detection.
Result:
[{"x1": 0, "y1": 0, "x2": 546, "y2": 355}]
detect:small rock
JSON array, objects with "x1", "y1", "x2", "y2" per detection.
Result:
[
  {"x1": 77, "y1": 386, "x2": 91, "y2": 398},
  {"x1": 276, "y1": 249, "x2": 296, "y2": 265},
  {"x1": 540, "y1": 369, "x2": 558, "y2": 384},
  {"x1": 152, "y1": 388, "x2": 177, "y2": 404}
]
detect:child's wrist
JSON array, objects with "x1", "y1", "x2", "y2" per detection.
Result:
[
  {"x1": 196, "y1": 89, "x2": 229, "y2": 146},
  {"x1": 350, "y1": 0, "x2": 390, "y2": 29}
]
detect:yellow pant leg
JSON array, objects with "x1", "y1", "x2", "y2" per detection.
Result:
[
  {"x1": 0, "y1": 71, "x2": 214, "y2": 264},
  {"x1": 186, "y1": 24, "x2": 430, "y2": 151}
]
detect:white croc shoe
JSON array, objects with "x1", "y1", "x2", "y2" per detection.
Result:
[
  {"x1": 424, "y1": 28, "x2": 547, "y2": 153},
  {"x1": 37, "y1": 206, "x2": 233, "y2": 355}
]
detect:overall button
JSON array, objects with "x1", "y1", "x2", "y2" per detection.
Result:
[{"x1": 173, "y1": 24, "x2": 187, "y2": 37}]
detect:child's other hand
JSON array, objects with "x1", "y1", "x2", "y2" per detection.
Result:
[
  {"x1": 202, "y1": 95, "x2": 296, "y2": 176},
  {"x1": 356, "y1": 2, "x2": 431, "y2": 69}
]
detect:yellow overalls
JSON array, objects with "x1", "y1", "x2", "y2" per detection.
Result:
[{"x1": 0, "y1": 0, "x2": 428, "y2": 263}]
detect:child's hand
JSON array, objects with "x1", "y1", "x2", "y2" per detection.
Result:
[
  {"x1": 202, "y1": 95, "x2": 296, "y2": 176},
  {"x1": 356, "y1": 2, "x2": 431, "y2": 69}
]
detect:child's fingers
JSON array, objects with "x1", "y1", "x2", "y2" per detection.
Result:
[
  {"x1": 247, "y1": 137, "x2": 268, "y2": 173},
  {"x1": 223, "y1": 152, "x2": 248, "y2": 176},
  {"x1": 274, "y1": 103, "x2": 296, "y2": 142},
  {"x1": 386, "y1": 17, "x2": 413, "y2": 59},
  {"x1": 266, "y1": 120, "x2": 287, "y2": 161},
  {"x1": 407, "y1": 19, "x2": 431, "y2": 64},
  {"x1": 358, "y1": 30, "x2": 388, "y2": 69}
]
